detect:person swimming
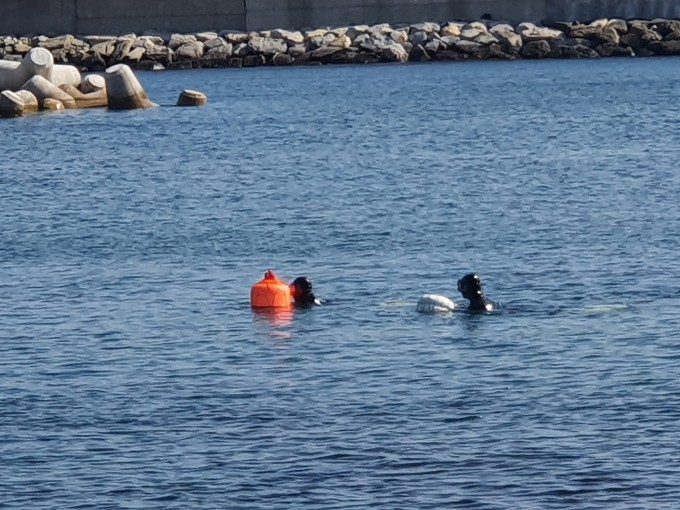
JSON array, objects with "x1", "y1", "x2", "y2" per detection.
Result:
[
  {"x1": 457, "y1": 273, "x2": 499, "y2": 312},
  {"x1": 290, "y1": 276, "x2": 321, "y2": 307}
]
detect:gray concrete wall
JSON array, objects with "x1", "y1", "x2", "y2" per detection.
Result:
[
  {"x1": 244, "y1": 0, "x2": 547, "y2": 31},
  {"x1": 75, "y1": 0, "x2": 246, "y2": 35},
  {"x1": 2, "y1": 0, "x2": 77, "y2": 35},
  {"x1": 2, "y1": 0, "x2": 680, "y2": 37},
  {"x1": 545, "y1": 0, "x2": 680, "y2": 21}
]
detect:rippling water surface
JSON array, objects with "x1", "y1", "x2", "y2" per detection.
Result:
[{"x1": 3, "y1": 58, "x2": 680, "y2": 509}]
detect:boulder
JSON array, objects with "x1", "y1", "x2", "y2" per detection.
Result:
[
  {"x1": 607, "y1": 19, "x2": 628, "y2": 33},
  {"x1": 439, "y1": 36, "x2": 459, "y2": 48},
  {"x1": 650, "y1": 19, "x2": 680, "y2": 37},
  {"x1": 14, "y1": 42, "x2": 32, "y2": 55},
  {"x1": 595, "y1": 42, "x2": 630, "y2": 57},
  {"x1": 308, "y1": 46, "x2": 345, "y2": 63},
  {"x1": 146, "y1": 45, "x2": 173, "y2": 65},
  {"x1": 168, "y1": 34, "x2": 197, "y2": 49},
  {"x1": 39, "y1": 35, "x2": 74, "y2": 51},
  {"x1": 410, "y1": 22, "x2": 440, "y2": 33},
  {"x1": 136, "y1": 36, "x2": 165, "y2": 48},
  {"x1": 460, "y1": 28, "x2": 486, "y2": 41},
  {"x1": 490, "y1": 23, "x2": 515, "y2": 35},
  {"x1": 271, "y1": 29, "x2": 304, "y2": 45},
  {"x1": 248, "y1": 35, "x2": 287, "y2": 55},
  {"x1": 569, "y1": 24, "x2": 603, "y2": 39},
  {"x1": 619, "y1": 33, "x2": 642, "y2": 51},
  {"x1": 203, "y1": 44, "x2": 233, "y2": 66},
  {"x1": 175, "y1": 41, "x2": 204, "y2": 60},
  {"x1": 243, "y1": 54, "x2": 266, "y2": 67},
  {"x1": 105, "y1": 63, "x2": 156, "y2": 109},
  {"x1": 409, "y1": 44, "x2": 430, "y2": 61},
  {"x1": 83, "y1": 35, "x2": 117, "y2": 46},
  {"x1": 369, "y1": 23, "x2": 392, "y2": 36},
  {"x1": 287, "y1": 44, "x2": 306, "y2": 57},
  {"x1": 346, "y1": 25, "x2": 369, "y2": 41},
  {"x1": 195, "y1": 32, "x2": 218, "y2": 42},
  {"x1": 647, "y1": 40, "x2": 680, "y2": 55},
  {"x1": 464, "y1": 21, "x2": 488, "y2": 32},
  {"x1": 454, "y1": 40, "x2": 484, "y2": 54},
  {"x1": 598, "y1": 27, "x2": 620, "y2": 45},
  {"x1": 488, "y1": 44, "x2": 515, "y2": 60},
  {"x1": 627, "y1": 22, "x2": 662, "y2": 43},
  {"x1": 204, "y1": 37, "x2": 227, "y2": 51},
  {"x1": 518, "y1": 23, "x2": 564, "y2": 42},
  {"x1": 441, "y1": 23, "x2": 462, "y2": 37},
  {"x1": 492, "y1": 28, "x2": 522, "y2": 53},
  {"x1": 433, "y1": 49, "x2": 465, "y2": 61},
  {"x1": 475, "y1": 33, "x2": 499, "y2": 45},
  {"x1": 91, "y1": 40, "x2": 116, "y2": 58},
  {"x1": 271, "y1": 53, "x2": 294, "y2": 65},
  {"x1": 125, "y1": 47, "x2": 146, "y2": 62},
  {"x1": 337, "y1": 48, "x2": 381, "y2": 64},
  {"x1": 110, "y1": 39, "x2": 133, "y2": 63},
  {"x1": 425, "y1": 39, "x2": 443, "y2": 53},
  {"x1": 390, "y1": 30, "x2": 409, "y2": 44},
  {"x1": 224, "y1": 32, "x2": 249, "y2": 44},
  {"x1": 233, "y1": 42, "x2": 249, "y2": 57},
  {"x1": 409, "y1": 31, "x2": 430, "y2": 46},
  {"x1": 329, "y1": 34, "x2": 351, "y2": 48},
  {"x1": 21, "y1": 75, "x2": 76, "y2": 108},
  {"x1": 355, "y1": 33, "x2": 388, "y2": 52},
  {"x1": 320, "y1": 33, "x2": 338, "y2": 47},
  {"x1": 381, "y1": 44, "x2": 409, "y2": 62},
  {"x1": 520, "y1": 40, "x2": 552, "y2": 58},
  {"x1": 559, "y1": 44, "x2": 599, "y2": 58},
  {"x1": 176, "y1": 89, "x2": 207, "y2": 106},
  {"x1": 304, "y1": 28, "x2": 327, "y2": 40}
]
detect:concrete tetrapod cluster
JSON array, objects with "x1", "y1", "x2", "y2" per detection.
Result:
[{"x1": 0, "y1": 47, "x2": 207, "y2": 118}]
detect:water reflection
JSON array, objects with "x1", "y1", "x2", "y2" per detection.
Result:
[{"x1": 251, "y1": 307, "x2": 294, "y2": 328}]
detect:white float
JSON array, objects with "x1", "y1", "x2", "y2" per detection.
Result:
[{"x1": 416, "y1": 294, "x2": 456, "y2": 314}]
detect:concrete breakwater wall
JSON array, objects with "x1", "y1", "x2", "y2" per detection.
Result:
[
  {"x1": 2, "y1": 18, "x2": 680, "y2": 73},
  {"x1": 6, "y1": 0, "x2": 680, "y2": 36}
]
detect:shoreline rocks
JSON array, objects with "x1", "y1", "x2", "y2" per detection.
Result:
[{"x1": 2, "y1": 17, "x2": 679, "y2": 72}]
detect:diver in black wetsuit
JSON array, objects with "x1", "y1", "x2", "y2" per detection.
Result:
[
  {"x1": 290, "y1": 276, "x2": 321, "y2": 307},
  {"x1": 457, "y1": 273, "x2": 499, "y2": 312}
]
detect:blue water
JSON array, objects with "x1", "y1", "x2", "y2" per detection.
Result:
[{"x1": 3, "y1": 58, "x2": 680, "y2": 509}]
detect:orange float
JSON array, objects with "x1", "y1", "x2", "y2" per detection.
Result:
[{"x1": 250, "y1": 270, "x2": 292, "y2": 308}]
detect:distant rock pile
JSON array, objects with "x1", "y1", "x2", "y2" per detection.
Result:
[{"x1": 2, "y1": 18, "x2": 680, "y2": 72}]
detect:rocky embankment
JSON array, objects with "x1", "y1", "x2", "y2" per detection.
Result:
[{"x1": 3, "y1": 18, "x2": 680, "y2": 72}]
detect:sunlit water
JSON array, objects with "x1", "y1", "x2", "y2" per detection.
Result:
[{"x1": 3, "y1": 58, "x2": 680, "y2": 509}]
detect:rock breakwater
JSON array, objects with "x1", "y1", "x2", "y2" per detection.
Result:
[{"x1": 3, "y1": 18, "x2": 680, "y2": 71}]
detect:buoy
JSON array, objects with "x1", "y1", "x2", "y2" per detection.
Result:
[
  {"x1": 416, "y1": 294, "x2": 456, "y2": 314},
  {"x1": 250, "y1": 270, "x2": 292, "y2": 308}
]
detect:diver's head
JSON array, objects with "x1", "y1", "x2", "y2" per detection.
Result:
[
  {"x1": 457, "y1": 273, "x2": 484, "y2": 300},
  {"x1": 291, "y1": 276, "x2": 314, "y2": 300}
]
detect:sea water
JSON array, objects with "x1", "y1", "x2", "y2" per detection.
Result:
[{"x1": 2, "y1": 58, "x2": 680, "y2": 509}]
